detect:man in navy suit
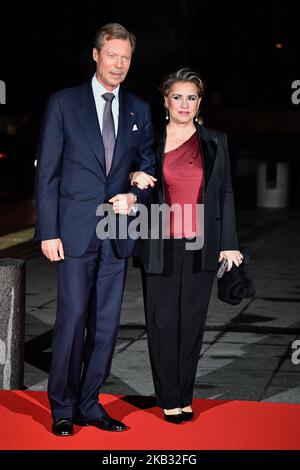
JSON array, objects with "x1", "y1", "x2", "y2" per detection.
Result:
[{"x1": 35, "y1": 23, "x2": 155, "y2": 436}]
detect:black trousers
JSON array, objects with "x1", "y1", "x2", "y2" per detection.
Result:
[{"x1": 145, "y1": 239, "x2": 215, "y2": 409}]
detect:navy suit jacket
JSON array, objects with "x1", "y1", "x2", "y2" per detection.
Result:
[{"x1": 35, "y1": 79, "x2": 156, "y2": 258}]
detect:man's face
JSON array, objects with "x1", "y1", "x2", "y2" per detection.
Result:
[{"x1": 93, "y1": 37, "x2": 132, "y2": 90}]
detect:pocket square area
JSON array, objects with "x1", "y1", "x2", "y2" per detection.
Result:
[{"x1": 132, "y1": 124, "x2": 138, "y2": 131}]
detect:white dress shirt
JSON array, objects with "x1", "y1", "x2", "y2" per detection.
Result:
[
  {"x1": 92, "y1": 74, "x2": 119, "y2": 136},
  {"x1": 91, "y1": 75, "x2": 137, "y2": 212}
]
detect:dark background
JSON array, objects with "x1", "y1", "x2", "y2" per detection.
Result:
[
  {"x1": 1, "y1": 0, "x2": 299, "y2": 110},
  {"x1": 0, "y1": 0, "x2": 299, "y2": 206}
]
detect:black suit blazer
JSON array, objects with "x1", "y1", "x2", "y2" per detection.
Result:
[{"x1": 139, "y1": 123, "x2": 239, "y2": 273}]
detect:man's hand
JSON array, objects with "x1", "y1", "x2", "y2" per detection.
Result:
[
  {"x1": 41, "y1": 238, "x2": 65, "y2": 262},
  {"x1": 109, "y1": 193, "x2": 136, "y2": 215}
]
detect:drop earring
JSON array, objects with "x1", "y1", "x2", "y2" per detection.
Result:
[{"x1": 165, "y1": 108, "x2": 169, "y2": 120}]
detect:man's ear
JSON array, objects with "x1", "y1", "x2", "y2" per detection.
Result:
[{"x1": 92, "y1": 48, "x2": 99, "y2": 62}]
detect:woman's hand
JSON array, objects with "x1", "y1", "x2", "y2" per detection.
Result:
[
  {"x1": 219, "y1": 250, "x2": 243, "y2": 271},
  {"x1": 130, "y1": 171, "x2": 157, "y2": 190}
]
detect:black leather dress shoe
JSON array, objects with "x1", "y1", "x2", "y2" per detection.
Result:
[
  {"x1": 52, "y1": 418, "x2": 73, "y2": 436},
  {"x1": 163, "y1": 412, "x2": 184, "y2": 424},
  {"x1": 76, "y1": 413, "x2": 127, "y2": 432},
  {"x1": 181, "y1": 411, "x2": 194, "y2": 421}
]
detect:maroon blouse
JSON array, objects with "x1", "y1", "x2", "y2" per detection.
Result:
[{"x1": 163, "y1": 132, "x2": 203, "y2": 238}]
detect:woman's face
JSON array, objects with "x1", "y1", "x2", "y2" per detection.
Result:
[{"x1": 164, "y1": 81, "x2": 201, "y2": 125}]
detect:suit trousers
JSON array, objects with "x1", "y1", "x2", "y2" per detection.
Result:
[
  {"x1": 48, "y1": 231, "x2": 126, "y2": 421},
  {"x1": 145, "y1": 239, "x2": 215, "y2": 409}
]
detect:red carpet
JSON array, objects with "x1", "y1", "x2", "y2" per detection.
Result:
[{"x1": 0, "y1": 391, "x2": 299, "y2": 450}]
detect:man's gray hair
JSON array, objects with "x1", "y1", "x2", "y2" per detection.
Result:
[{"x1": 94, "y1": 23, "x2": 136, "y2": 52}]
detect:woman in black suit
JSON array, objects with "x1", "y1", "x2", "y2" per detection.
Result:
[{"x1": 131, "y1": 69, "x2": 243, "y2": 424}]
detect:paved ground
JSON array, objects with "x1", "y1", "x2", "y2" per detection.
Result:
[{"x1": 2, "y1": 205, "x2": 300, "y2": 404}]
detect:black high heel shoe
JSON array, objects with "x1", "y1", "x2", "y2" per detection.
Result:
[
  {"x1": 163, "y1": 412, "x2": 184, "y2": 424},
  {"x1": 181, "y1": 411, "x2": 194, "y2": 421}
]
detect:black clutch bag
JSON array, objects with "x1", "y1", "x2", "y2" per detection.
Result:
[{"x1": 217, "y1": 246, "x2": 256, "y2": 305}]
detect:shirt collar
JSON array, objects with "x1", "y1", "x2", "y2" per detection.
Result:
[{"x1": 92, "y1": 74, "x2": 120, "y2": 100}]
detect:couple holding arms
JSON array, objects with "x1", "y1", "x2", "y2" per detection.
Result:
[{"x1": 35, "y1": 22, "x2": 242, "y2": 436}]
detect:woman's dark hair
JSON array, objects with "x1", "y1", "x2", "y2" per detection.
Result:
[{"x1": 161, "y1": 68, "x2": 205, "y2": 97}]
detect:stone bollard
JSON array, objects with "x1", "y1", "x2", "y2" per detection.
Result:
[
  {"x1": 0, "y1": 258, "x2": 26, "y2": 389},
  {"x1": 257, "y1": 162, "x2": 289, "y2": 208}
]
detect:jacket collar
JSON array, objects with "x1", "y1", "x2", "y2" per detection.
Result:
[
  {"x1": 197, "y1": 124, "x2": 218, "y2": 190},
  {"x1": 109, "y1": 87, "x2": 136, "y2": 179},
  {"x1": 76, "y1": 80, "x2": 105, "y2": 173}
]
